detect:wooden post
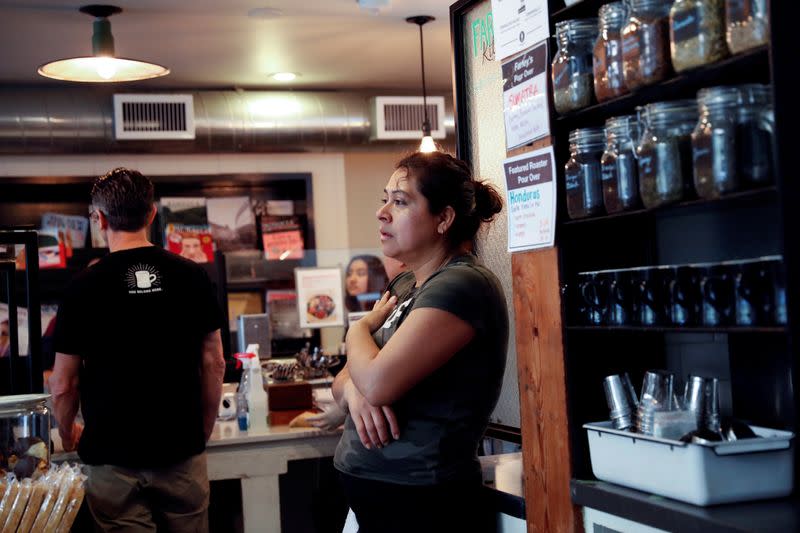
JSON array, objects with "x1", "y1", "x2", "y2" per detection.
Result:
[{"x1": 512, "y1": 248, "x2": 580, "y2": 533}]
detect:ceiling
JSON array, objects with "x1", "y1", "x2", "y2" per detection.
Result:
[{"x1": 0, "y1": 0, "x2": 455, "y2": 92}]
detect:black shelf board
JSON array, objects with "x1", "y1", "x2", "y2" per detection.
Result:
[
  {"x1": 572, "y1": 479, "x2": 800, "y2": 533},
  {"x1": 561, "y1": 186, "x2": 778, "y2": 226},
  {"x1": 551, "y1": 0, "x2": 607, "y2": 22},
  {"x1": 555, "y1": 46, "x2": 770, "y2": 131},
  {"x1": 567, "y1": 325, "x2": 786, "y2": 333}
]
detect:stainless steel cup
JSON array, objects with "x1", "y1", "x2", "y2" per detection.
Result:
[
  {"x1": 683, "y1": 374, "x2": 721, "y2": 435},
  {"x1": 603, "y1": 373, "x2": 638, "y2": 430}
]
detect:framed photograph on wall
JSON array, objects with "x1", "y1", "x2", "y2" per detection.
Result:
[{"x1": 294, "y1": 267, "x2": 345, "y2": 328}]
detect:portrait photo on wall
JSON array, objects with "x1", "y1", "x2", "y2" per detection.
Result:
[
  {"x1": 344, "y1": 255, "x2": 390, "y2": 313},
  {"x1": 165, "y1": 227, "x2": 214, "y2": 263}
]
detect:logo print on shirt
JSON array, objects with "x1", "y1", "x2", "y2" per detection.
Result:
[
  {"x1": 382, "y1": 298, "x2": 414, "y2": 329},
  {"x1": 125, "y1": 264, "x2": 163, "y2": 294}
]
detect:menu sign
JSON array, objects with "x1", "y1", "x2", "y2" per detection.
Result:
[
  {"x1": 491, "y1": 0, "x2": 549, "y2": 61},
  {"x1": 504, "y1": 146, "x2": 557, "y2": 252},
  {"x1": 294, "y1": 267, "x2": 345, "y2": 329},
  {"x1": 501, "y1": 42, "x2": 550, "y2": 149}
]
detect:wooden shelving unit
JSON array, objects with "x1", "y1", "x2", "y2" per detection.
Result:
[
  {"x1": 451, "y1": 1, "x2": 800, "y2": 530},
  {"x1": 547, "y1": 3, "x2": 798, "y2": 531}
]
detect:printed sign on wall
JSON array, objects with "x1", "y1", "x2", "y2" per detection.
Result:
[
  {"x1": 504, "y1": 146, "x2": 557, "y2": 252},
  {"x1": 491, "y1": 0, "x2": 549, "y2": 61},
  {"x1": 501, "y1": 41, "x2": 550, "y2": 150},
  {"x1": 295, "y1": 267, "x2": 345, "y2": 328}
]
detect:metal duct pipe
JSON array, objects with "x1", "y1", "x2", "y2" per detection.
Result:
[{"x1": 0, "y1": 88, "x2": 453, "y2": 154}]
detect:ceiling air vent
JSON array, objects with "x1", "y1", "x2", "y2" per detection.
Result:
[
  {"x1": 369, "y1": 96, "x2": 446, "y2": 141},
  {"x1": 113, "y1": 94, "x2": 195, "y2": 140}
]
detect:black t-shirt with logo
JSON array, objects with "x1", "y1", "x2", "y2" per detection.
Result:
[{"x1": 54, "y1": 246, "x2": 224, "y2": 468}]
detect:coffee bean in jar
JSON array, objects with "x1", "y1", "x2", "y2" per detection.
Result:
[
  {"x1": 553, "y1": 19, "x2": 599, "y2": 114},
  {"x1": 726, "y1": 0, "x2": 769, "y2": 54},
  {"x1": 565, "y1": 127, "x2": 607, "y2": 219},
  {"x1": 602, "y1": 115, "x2": 642, "y2": 213},
  {"x1": 622, "y1": 0, "x2": 673, "y2": 89},
  {"x1": 637, "y1": 100, "x2": 698, "y2": 208},
  {"x1": 692, "y1": 86, "x2": 741, "y2": 199},
  {"x1": 594, "y1": 2, "x2": 629, "y2": 102},
  {"x1": 670, "y1": 0, "x2": 729, "y2": 72}
]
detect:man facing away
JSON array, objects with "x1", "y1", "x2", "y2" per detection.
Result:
[{"x1": 49, "y1": 168, "x2": 226, "y2": 532}]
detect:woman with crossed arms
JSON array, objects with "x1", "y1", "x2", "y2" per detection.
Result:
[{"x1": 332, "y1": 151, "x2": 509, "y2": 533}]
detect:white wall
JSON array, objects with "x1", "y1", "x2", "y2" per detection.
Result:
[
  {"x1": 0, "y1": 153, "x2": 349, "y2": 250},
  {"x1": 0, "y1": 152, "x2": 350, "y2": 350},
  {"x1": 343, "y1": 151, "x2": 399, "y2": 249}
]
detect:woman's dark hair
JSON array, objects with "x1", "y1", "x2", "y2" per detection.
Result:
[
  {"x1": 395, "y1": 152, "x2": 503, "y2": 249},
  {"x1": 345, "y1": 254, "x2": 390, "y2": 312},
  {"x1": 90, "y1": 167, "x2": 154, "y2": 232}
]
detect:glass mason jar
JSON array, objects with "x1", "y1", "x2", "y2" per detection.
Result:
[
  {"x1": 593, "y1": 2, "x2": 629, "y2": 102},
  {"x1": 565, "y1": 127, "x2": 606, "y2": 219},
  {"x1": 726, "y1": 0, "x2": 769, "y2": 54},
  {"x1": 737, "y1": 84, "x2": 773, "y2": 186},
  {"x1": 622, "y1": 0, "x2": 673, "y2": 89},
  {"x1": 602, "y1": 115, "x2": 642, "y2": 213},
  {"x1": 692, "y1": 86, "x2": 741, "y2": 199},
  {"x1": 553, "y1": 18, "x2": 599, "y2": 114},
  {"x1": 0, "y1": 394, "x2": 51, "y2": 479},
  {"x1": 670, "y1": 0, "x2": 729, "y2": 72},
  {"x1": 637, "y1": 100, "x2": 698, "y2": 208}
]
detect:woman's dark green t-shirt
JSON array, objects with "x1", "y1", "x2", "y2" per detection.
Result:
[{"x1": 334, "y1": 254, "x2": 509, "y2": 485}]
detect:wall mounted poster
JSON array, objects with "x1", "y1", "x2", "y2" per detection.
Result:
[
  {"x1": 295, "y1": 267, "x2": 345, "y2": 329},
  {"x1": 159, "y1": 197, "x2": 215, "y2": 263},
  {"x1": 491, "y1": 0, "x2": 549, "y2": 61},
  {"x1": 207, "y1": 196, "x2": 257, "y2": 252},
  {"x1": 261, "y1": 216, "x2": 305, "y2": 260},
  {"x1": 504, "y1": 146, "x2": 557, "y2": 252},
  {"x1": 502, "y1": 41, "x2": 550, "y2": 149}
]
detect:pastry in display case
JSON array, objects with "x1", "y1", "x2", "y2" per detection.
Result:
[
  {"x1": 0, "y1": 394, "x2": 87, "y2": 532},
  {"x1": 0, "y1": 394, "x2": 50, "y2": 479}
]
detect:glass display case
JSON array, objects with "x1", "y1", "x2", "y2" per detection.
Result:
[{"x1": 0, "y1": 394, "x2": 50, "y2": 479}]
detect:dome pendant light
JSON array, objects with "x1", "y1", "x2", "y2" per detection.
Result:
[
  {"x1": 407, "y1": 15, "x2": 437, "y2": 153},
  {"x1": 38, "y1": 4, "x2": 169, "y2": 83}
]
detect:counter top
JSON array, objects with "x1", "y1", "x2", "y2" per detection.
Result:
[
  {"x1": 208, "y1": 420, "x2": 340, "y2": 447},
  {"x1": 479, "y1": 452, "x2": 525, "y2": 520}
]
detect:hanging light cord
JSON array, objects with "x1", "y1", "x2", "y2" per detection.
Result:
[{"x1": 417, "y1": 23, "x2": 429, "y2": 132}]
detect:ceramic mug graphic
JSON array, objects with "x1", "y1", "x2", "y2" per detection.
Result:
[{"x1": 135, "y1": 270, "x2": 157, "y2": 289}]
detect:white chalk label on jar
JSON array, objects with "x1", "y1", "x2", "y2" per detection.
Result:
[
  {"x1": 602, "y1": 164, "x2": 618, "y2": 182},
  {"x1": 672, "y1": 8, "x2": 702, "y2": 44},
  {"x1": 692, "y1": 133, "x2": 714, "y2": 179},
  {"x1": 622, "y1": 35, "x2": 640, "y2": 62},
  {"x1": 565, "y1": 170, "x2": 581, "y2": 190}
]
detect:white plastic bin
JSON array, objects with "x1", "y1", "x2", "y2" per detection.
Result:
[{"x1": 584, "y1": 421, "x2": 795, "y2": 506}]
